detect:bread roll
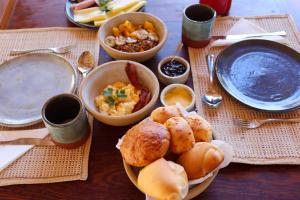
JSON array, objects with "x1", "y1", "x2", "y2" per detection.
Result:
[
  {"x1": 165, "y1": 117, "x2": 195, "y2": 154},
  {"x1": 138, "y1": 158, "x2": 188, "y2": 200},
  {"x1": 177, "y1": 142, "x2": 224, "y2": 179},
  {"x1": 185, "y1": 115, "x2": 212, "y2": 142},
  {"x1": 150, "y1": 106, "x2": 181, "y2": 124},
  {"x1": 120, "y1": 119, "x2": 170, "y2": 167}
]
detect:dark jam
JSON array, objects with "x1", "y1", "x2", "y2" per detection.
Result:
[{"x1": 161, "y1": 60, "x2": 187, "y2": 77}]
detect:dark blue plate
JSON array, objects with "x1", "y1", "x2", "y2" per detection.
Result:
[
  {"x1": 216, "y1": 39, "x2": 300, "y2": 112},
  {"x1": 65, "y1": 0, "x2": 145, "y2": 30}
]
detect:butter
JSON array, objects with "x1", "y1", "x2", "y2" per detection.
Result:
[{"x1": 164, "y1": 87, "x2": 192, "y2": 108}]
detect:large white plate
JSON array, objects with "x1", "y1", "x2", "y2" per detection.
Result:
[{"x1": 0, "y1": 53, "x2": 77, "y2": 127}]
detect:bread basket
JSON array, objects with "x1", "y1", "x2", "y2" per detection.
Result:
[{"x1": 123, "y1": 161, "x2": 218, "y2": 199}]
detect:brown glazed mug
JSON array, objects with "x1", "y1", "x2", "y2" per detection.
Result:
[
  {"x1": 182, "y1": 4, "x2": 216, "y2": 48},
  {"x1": 42, "y1": 93, "x2": 90, "y2": 149}
]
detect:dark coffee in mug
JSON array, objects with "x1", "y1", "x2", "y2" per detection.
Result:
[
  {"x1": 182, "y1": 4, "x2": 216, "y2": 48},
  {"x1": 42, "y1": 94, "x2": 90, "y2": 149},
  {"x1": 44, "y1": 95, "x2": 80, "y2": 124},
  {"x1": 185, "y1": 5, "x2": 215, "y2": 21}
]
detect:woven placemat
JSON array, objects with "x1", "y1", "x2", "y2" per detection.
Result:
[
  {"x1": 0, "y1": 27, "x2": 99, "y2": 186},
  {"x1": 189, "y1": 15, "x2": 300, "y2": 165}
]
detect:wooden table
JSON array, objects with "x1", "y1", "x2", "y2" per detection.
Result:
[{"x1": 1, "y1": 0, "x2": 300, "y2": 199}]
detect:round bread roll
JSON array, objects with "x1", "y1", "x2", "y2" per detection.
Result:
[
  {"x1": 120, "y1": 119, "x2": 170, "y2": 167},
  {"x1": 138, "y1": 158, "x2": 188, "y2": 200},
  {"x1": 185, "y1": 115, "x2": 212, "y2": 142},
  {"x1": 177, "y1": 142, "x2": 224, "y2": 180},
  {"x1": 165, "y1": 117, "x2": 195, "y2": 154},
  {"x1": 150, "y1": 105, "x2": 181, "y2": 124}
]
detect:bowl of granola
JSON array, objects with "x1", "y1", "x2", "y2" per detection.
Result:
[{"x1": 99, "y1": 12, "x2": 168, "y2": 62}]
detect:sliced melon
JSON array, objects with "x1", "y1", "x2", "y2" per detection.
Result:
[
  {"x1": 108, "y1": 0, "x2": 140, "y2": 14},
  {"x1": 125, "y1": 1, "x2": 146, "y2": 13},
  {"x1": 74, "y1": 9, "x2": 107, "y2": 23}
]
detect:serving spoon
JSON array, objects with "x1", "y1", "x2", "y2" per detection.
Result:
[
  {"x1": 77, "y1": 51, "x2": 95, "y2": 77},
  {"x1": 202, "y1": 54, "x2": 223, "y2": 108}
]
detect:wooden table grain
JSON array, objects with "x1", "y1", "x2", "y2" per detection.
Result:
[{"x1": 1, "y1": 0, "x2": 300, "y2": 199}]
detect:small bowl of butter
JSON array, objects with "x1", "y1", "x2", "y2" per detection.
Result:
[{"x1": 160, "y1": 83, "x2": 195, "y2": 111}]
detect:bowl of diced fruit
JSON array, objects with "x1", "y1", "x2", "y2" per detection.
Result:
[{"x1": 98, "y1": 12, "x2": 168, "y2": 62}]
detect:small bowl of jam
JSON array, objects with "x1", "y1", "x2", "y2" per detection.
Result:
[{"x1": 158, "y1": 56, "x2": 190, "y2": 85}]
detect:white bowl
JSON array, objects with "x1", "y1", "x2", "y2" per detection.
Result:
[
  {"x1": 160, "y1": 84, "x2": 195, "y2": 111},
  {"x1": 98, "y1": 12, "x2": 168, "y2": 62},
  {"x1": 79, "y1": 60, "x2": 160, "y2": 126},
  {"x1": 158, "y1": 56, "x2": 190, "y2": 85}
]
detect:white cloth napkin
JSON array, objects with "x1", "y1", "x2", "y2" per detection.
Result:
[
  {"x1": 211, "y1": 18, "x2": 287, "y2": 47},
  {"x1": 0, "y1": 128, "x2": 48, "y2": 172}
]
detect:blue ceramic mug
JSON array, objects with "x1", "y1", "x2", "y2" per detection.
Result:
[
  {"x1": 42, "y1": 93, "x2": 90, "y2": 149},
  {"x1": 182, "y1": 4, "x2": 216, "y2": 48}
]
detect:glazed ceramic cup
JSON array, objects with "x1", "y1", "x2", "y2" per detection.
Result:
[
  {"x1": 182, "y1": 4, "x2": 216, "y2": 48},
  {"x1": 42, "y1": 93, "x2": 90, "y2": 149}
]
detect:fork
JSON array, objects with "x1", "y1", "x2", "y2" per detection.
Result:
[
  {"x1": 233, "y1": 117, "x2": 300, "y2": 128},
  {"x1": 9, "y1": 45, "x2": 75, "y2": 56}
]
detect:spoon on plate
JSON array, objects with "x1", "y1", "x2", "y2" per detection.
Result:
[
  {"x1": 77, "y1": 51, "x2": 95, "y2": 77},
  {"x1": 202, "y1": 54, "x2": 223, "y2": 108}
]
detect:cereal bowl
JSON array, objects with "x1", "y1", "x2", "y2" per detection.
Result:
[
  {"x1": 79, "y1": 60, "x2": 159, "y2": 126},
  {"x1": 98, "y1": 12, "x2": 168, "y2": 62}
]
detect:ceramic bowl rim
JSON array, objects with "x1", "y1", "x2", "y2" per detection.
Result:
[
  {"x1": 99, "y1": 12, "x2": 168, "y2": 56},
  {"x1": 158, "y1": 56, "x2": 190, "y2": 80},
  {"x1": 79, "y1": 60, "x2": 160, "y2": 120},
  {"x1": 160, "y1": 83, "x2": 196, "y2": 111}
]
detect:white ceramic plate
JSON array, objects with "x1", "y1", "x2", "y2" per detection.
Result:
[{"x1": 0, "y1": 53, "x2": 77, "y2": 127}]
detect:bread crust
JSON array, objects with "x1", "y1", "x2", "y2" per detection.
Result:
[
  {"x1": 150, "y1": 106, "x2": 181, "y2": 124},
  {"x1": 185, "y1": 115, "x2": 212, "y2": 142},
  {"x1": 177, "y1": 142, "x2": 224, "y2": 179},
  {"x1": 137, "y1": 158, "x2": 188, "y2": 200},
  {"x1": 165, "y1": 117, "x2": 195, "y2": 154},
  {"x1": 120, "y1": 119, "x2": 171, "y2": 167}
]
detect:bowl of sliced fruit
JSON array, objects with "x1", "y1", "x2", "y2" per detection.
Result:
[{"x1": 98, "y1": 12, "x2": 168, "y2": 62}]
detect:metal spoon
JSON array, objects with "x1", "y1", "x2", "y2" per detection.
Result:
[
  {"x1": 77, "y1": 51, "x2": 95, "y2": 77},
  {"x1": 202, "y1": 54, "x2": 223, "y2": 108}
]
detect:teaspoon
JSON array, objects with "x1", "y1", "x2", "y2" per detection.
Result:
[
  {"x1": 77, "y1": 51, "x2": 95, "y2": 77},
  {"x1": 202, "y1": 54, "x2": 223, "y2": 108}
]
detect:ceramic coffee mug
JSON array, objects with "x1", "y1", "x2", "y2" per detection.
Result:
[
  {"x1": 42, "y1": 93, "x2": 90, "y2": 149},
  {"x1": 182, "y1": 4, "x2": 216, "y2": 48}
]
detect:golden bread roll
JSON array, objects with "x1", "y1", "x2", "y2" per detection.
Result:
[
  {"x1": 150, "y1": 106, "x2": 181, "y2": 124},
  {"x1": 177, "y1": 142, "x2": 224, "y2": 180},
  {"x1": 120, "y1": 119, "x2": 170, "y2": 167},
  {"x1": 138, "y1": 158, "x2": 188, "y2": 200},
  {"x1": 185, "y1": 115, "x2": 212, "y2": 142},
  {"x1": 165, "y1": 117, "x2": 195, "y2": 154}
]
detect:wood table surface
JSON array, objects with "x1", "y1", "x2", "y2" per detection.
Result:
[{"x1": 1, "y1": 0, "x2": 300, "y2": 199}]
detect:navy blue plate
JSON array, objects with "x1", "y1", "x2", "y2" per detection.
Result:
[{"x1": 216, "y1": 39, "x2": 300, "y2": 112}]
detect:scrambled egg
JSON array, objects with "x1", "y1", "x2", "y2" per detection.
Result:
[{"x1": 95, "y1": 81, "x2": 140, "y2": 116}]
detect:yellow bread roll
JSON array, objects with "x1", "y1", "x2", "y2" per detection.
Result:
[
  {"x1": 177, "y1": 142, "x2": 224, "y2": 180},
  {"x1": 120, "y1": 119, "x2": 170, "y2": 167},
  {"x1": 138, "y1": 158, "x2": 188, "y2": 200},
  {"x1": 165, "y1": 117, "x2": 195, "y2": 154},
  {"x1": 185, "y1": 115, "x2": 212, "y2": 142},
  {"x1": 150, "y1": 105, "x2": 181, "y2": 124}
]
